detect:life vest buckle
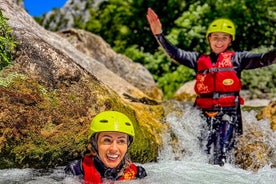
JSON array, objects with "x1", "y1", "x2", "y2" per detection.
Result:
[{"x1": 205, "y1": 111, "x2": 219, "y2": 118}]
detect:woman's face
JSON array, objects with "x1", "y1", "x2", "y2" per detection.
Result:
[
  {"x1": 97, "y1": 132, "x2": 128, "y2": 168},
  {"x1": 208, "y1": 32, "x2": 232, "y2": 54}
]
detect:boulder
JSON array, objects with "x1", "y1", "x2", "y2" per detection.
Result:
[
  {"x1": 173, "y1": 80, "x2": 196, "y2": 102},
  {"x1": 57, "y1": 28, "x2": 163, "y2": 101},
  {"x1": 257, "y1": 101, "x2": 276, "y2": 130},
  {"x1": 235, "y1": 129, "x2": 272, "y2": 171}
]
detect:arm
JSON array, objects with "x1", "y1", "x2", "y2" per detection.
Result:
[
  {"x1": 135, "y1": 166, "x2": 147, "y2": 179},
  {"x1": 155, "y1": 34, "x2": 199, "y2": 69},
  {"x1": 64, "y1": 159, "x2": 83, "y2": 176},
  {"x1": 146, "y1": 8, "x2": 199, "y2": 69},
  {"x1": 237, "y1": 49, "x2": 276, "y2": 70}
]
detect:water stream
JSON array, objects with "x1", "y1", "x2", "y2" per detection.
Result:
[{"x1": 1, "y1": 102, "x2": 276, "y2": 184}]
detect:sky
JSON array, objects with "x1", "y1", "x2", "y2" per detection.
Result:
[{"x1": 24, "y1": 0, "x2": 67, "y2": 17}]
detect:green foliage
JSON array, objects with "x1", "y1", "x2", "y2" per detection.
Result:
[
  {"x1": 83, "y1": 8, "x2": 102, "y2": 32},
  {"x1": 158, "y1": 65, "x2": 195, "y2": 98},
  {"x1": 241, "y1": 65, "x2": 276, "y2": 98},
  {"x1": 241, "y1": 47, "x2": 276, "y2": 98},
  {"x1": 0, "y1": 72, "x2": 25, "y2": 87},
  {"x1": 124, "y1": 45, "x2": 195, "y2": 99},
  {"x1": 83, "y1": 0, "x2": 187, "y2": 53},
  {"x1": 167, "y1": 2, "x2": 211, "y2": 53},
  {"x1": 85, "y1": 0, "x2": 132, "y2": 51},
  {"x1": 0, "y1": 11, "x2": 17, "y2": 70}
]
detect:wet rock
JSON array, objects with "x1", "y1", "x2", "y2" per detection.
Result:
[
  {"x1": 257, "y1": 101, "x2": 276, "y2": 130},
  {"x1": 235, "y1": 130, "x2": 272, "y2": 171}
]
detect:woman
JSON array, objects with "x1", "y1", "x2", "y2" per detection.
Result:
[
  {"x1": 146, "y1": 7, "x2": 276, "y2": 166},
  {"x1": 65, "y1": 111, "x2": 147, "y2": 183}
]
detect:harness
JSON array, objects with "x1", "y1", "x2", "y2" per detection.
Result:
[
  {"x1": 82, "y1": 156, "x2": 138, "y2": 184},
  {"x1": 194, "y1": 52, "x2": 244, "y2": 109}
]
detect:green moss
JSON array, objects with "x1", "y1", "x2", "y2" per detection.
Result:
[{"x1": 0, "y1": 72, "x2": 25, "y2": 87}]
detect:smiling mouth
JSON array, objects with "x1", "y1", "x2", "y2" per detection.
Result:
[
  {"x1": 107, "y1": 154, "x2": 120, "y2": 161},
  {"x1": 215, "y1": 45, "x2": 224, "y2": 48}
]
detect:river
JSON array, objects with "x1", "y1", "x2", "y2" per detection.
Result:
[{"x1": 1, "y1": 103, "x2": 276, "y2": 184}]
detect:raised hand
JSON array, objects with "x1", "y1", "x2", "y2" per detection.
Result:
[{"x1": 146, "y1": 8, "x2": 162, "y2": 35}]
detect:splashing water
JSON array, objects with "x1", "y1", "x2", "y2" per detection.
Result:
[{"x1": 1, "y1": 102, "x2": 276, "y2": 184}]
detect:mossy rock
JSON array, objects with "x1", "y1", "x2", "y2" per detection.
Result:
[{"x1": 0, "y1": 71, "x2": 165, "y2": 169}]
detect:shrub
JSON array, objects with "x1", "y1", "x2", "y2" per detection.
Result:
[{"x1": 0, "y1": 10, "x2": 17, "y2": 70}]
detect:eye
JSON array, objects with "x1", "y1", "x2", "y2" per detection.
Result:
[
  {"x1": 211, "y1": 36, "x2": 219, "y2": 41},
  {"x1": 117, "y1": 139, "x2": 127, "y2": 145},
  {"x1": 102, "y1": 138, "x2": 112, "y2": 144},
  {"x1": 222, "y1": 37, "x2": 228, "y2": 41}
]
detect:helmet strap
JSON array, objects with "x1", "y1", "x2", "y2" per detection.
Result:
[
  {"x1": 128, "y1": 136, "x2": 133, "y2": 147},
  {"x1": 91, "y1": 134, "x2": 98, "y2": 154}
]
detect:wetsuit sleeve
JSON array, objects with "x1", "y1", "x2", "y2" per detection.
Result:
[
  {"x1": 135, "y1": 166, "x2": 147, "y2": 179},
  {"x1": 236, "y1": 49, "x2": 276, "y2": 70},
  {"x1": 64, "y1": 159, "x2": 83, "y2": 176},
  {"x1": 154, "y1": 33, "x2": 199, "y2": 69}
]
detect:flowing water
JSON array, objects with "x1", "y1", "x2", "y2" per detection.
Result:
[{"x1": 1, "y1": 102, "x2": 276, "y2": 184}]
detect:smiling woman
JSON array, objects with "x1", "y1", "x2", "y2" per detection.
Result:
[{"x1": 24, "y1": 0, "x2": 67, "y2": 16}]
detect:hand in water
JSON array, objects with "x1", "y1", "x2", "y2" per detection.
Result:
[{"x1": 146, "y1": 8, "x2": 162, "y2": 35}]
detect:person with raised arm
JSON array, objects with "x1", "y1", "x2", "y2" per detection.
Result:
[{"x1": 147, "y1": 7, "x2": 276, "y2": 166}]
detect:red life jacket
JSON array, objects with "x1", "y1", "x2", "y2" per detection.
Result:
[
  {"x1": 194, "y1": 52, "x2": 244, "y2": 109},
  {"x1": 82, "y1": 156, "x2": 138, "y2": 184}
]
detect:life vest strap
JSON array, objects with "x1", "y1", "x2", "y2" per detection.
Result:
[
  {"x1": 198, "y1": 67, "x2": 235, "y2": 74},
  {"x1": 196, "y1": 96, "x2": 244, "y2": 109},
  {"x1": 199, "y1": 92, "x2": 239, "y2": 99}
]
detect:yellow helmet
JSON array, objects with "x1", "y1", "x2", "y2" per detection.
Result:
[
  {"x1": 88, "y1": 111, "x2": 135, "y2": 145},
  {"x1": 206, "y1": 18, "x2": 236, "y2": 40}
]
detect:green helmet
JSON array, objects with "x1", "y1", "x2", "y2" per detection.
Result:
[
  {"x1": 88, "y1": 111, "x2": 135, "y2": 144},
  {"x1": 206, "y1": 18, "x2": 236, "y2": 40}
]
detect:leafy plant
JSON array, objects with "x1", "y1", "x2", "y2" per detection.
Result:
[{"x1": 0, "y1": 11, "x2": 17, "y2": 70}]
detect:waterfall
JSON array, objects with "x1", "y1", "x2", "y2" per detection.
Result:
[{"x1": 158, "y1": 101, "x2": 208, "y2": 163}]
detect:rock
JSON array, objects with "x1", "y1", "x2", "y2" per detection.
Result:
[
  {"x1": 39, "y1": 0, "x2": 94, "y2": 31},
  {"x1": 235, "y1": 129, "x2": 272, "y2": 171},
  {"x1": 173, "y1": 80, "x2": 196, "y2": 102},
  {"x1": 257, "y1": 101, "x2": 276, "y2": 130},
  {"x1": 57, "y1": 28, "x2": 163, "y2": 101},
  {"x1": 244, "y1": 99, "x2": 271, "y2": 107}
]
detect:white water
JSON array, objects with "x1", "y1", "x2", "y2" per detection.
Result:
[{"x1": 1, "y1": 103, "x2": 276, "y2": 184}]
